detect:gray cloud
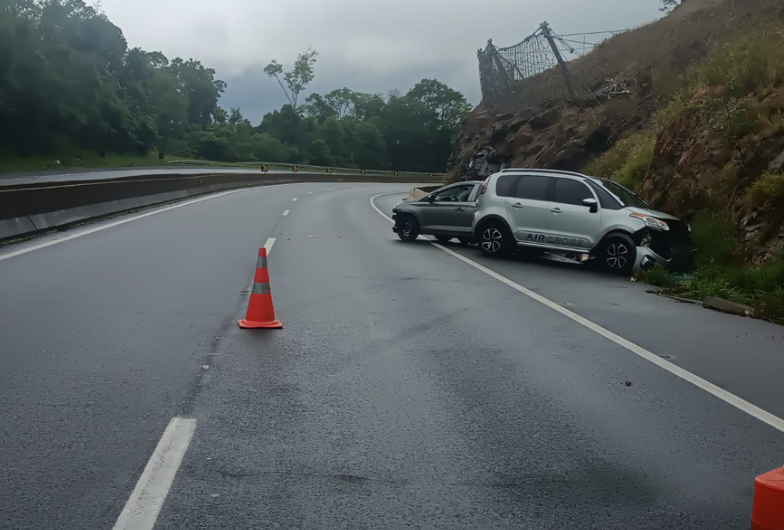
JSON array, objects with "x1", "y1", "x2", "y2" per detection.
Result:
[{"x1": 101, "y1": 0, "x2": 663, "y2": 124}]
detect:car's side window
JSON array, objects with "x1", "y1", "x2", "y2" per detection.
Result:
[
  {"x1": 514, "y1": 176, "x2": 549, "y2": 201},
  {"x1": 495, "y1": 175, "x2": 519, "y2": 197},
  {"x1": 433, "y1": 185, "x2": 473, "y2": 202},
  {"x1": 552, "y1": 178, "x2": 593, "y2": 206}
]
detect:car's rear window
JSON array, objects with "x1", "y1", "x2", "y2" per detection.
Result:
[{"x1": 495, "y1": 175, "x2": 519, "y2": 197}]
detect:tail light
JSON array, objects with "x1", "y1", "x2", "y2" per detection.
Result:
[{"x1": 480, "y1": 177, "x2": 490, "y2": 195}]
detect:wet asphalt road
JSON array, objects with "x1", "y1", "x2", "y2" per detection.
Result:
[{"x1": 1, "y1": 183, "x2": 782, "y2": 529}]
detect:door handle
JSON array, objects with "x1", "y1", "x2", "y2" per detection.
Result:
[
  {"x1": 550, "y1": 207, "x2": 562, "y2": 213},
  {"x1": 454, "y1": 207, "x2": 465, "y2": 211},
  {"x1": 512, "y1": 203, "x2": 523, "y2": 209}
]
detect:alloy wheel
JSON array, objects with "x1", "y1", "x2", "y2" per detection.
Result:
[
  {"x1": 481, "y1": 228, "x2": 503, "y2": 253},
  {"x1": 605, "y1": 242, "x2": 629, "y2": 270}
]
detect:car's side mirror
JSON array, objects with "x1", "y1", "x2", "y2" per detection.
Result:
[
  {"x1": 582, "y1": 198, "x2": 599, "y2": 213},
  {"x1": 426, "y1": 194, "x2": 436, "y2": 203}
]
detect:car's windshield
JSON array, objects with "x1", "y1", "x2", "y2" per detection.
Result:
[{"x1": 598, "y1": 179, "x2": 651, "y2": 209}]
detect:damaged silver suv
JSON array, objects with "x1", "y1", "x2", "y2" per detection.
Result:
[{"x1": 472, "y1": 169, "x2": 694, "y2": 274}]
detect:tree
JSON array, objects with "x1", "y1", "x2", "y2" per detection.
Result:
[
  {"x1": 407, "y1": 79, "x2": 471, "y2": 131},
  {"x1": 302, "y1": 93, "x2": 336, "y2": 123},
  {"x1": 263, "y1": 48, "x2": 318, "y2": 109},
  {"x1": 324, "y1": 88, "x2": 355, "y2": 119}
]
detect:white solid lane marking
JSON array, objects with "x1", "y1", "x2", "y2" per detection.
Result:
[
  {"x1": 369, "y1": 192, "x2": 397, "y2": 222},
  {"x1": 282, "y1": 210, "x2": 290, "y2": 216},
  {"x1": 292, "y1": 197, "x2": 298, "y2": 202},
  {"x1": 369, "y1": 193, "x2": 784, "y2": 434},
  {"x1": 264, "y1": 237, "x2": 276, "y2": 254},
  {"x1": 112, "y1": 417, "x2": 196, "y2": 530},
  {"x1": 0, "y1": 184, "x2": 293, "y2": 262}
]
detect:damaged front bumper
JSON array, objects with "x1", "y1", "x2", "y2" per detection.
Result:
[{"x1": 633, "y1": 227, "x2": 695, "y2": 272}]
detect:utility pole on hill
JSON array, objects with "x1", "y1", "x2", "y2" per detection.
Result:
[{"x1": 540, "y1": 21, "x2": 578, "y2": 100}]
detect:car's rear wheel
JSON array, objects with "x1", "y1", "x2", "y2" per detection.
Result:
[
  {"x1": 396, "y1": 215, "x2": 420, "y2": 242},
  {"x1": 478, "y1": 222, "x2": 513, "y2": 257},
  {"x1": 435, "y1": 236, "x2": 453, "y2": 244},
  {"x1": 598, "y1": 233, "x2": 636, "y2": 275}
]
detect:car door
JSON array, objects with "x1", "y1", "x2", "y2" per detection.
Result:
[
  {"x1": 419, "y1": 184, "x2": 477, "y2": 234},
  {"x1": 505, "y1": 175, "x2": 553, "y2": 243},
  {"x1": 547, "y1": 177, "x2": 602, "y2": 249}
]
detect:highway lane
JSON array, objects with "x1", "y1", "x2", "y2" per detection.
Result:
[
  {"x1": 0, "y1": 182, "x2": 338, "y2": 530},
  {"x1": 153, "y1": 186, "x2": 779, "y2": 529},
  {"x1": 375, "y1": 191, "x2": 784, "y2": 420},
  {"x1": 0, "y1": 183, "x2": 782, "y2": 529}
]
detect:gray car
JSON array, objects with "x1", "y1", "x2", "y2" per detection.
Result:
[
  {"x1": 392, "y1": 181, "x2": 483, "y2": 244},
  {"x1": 472, "y1": 169, "x2": 694, "y2": 274}
]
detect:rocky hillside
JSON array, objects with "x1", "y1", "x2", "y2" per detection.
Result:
[{"x1": 447, "y1": 0, "x2": 784, "y2": 265}]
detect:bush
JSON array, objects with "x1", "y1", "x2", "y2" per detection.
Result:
[
  {"x1": 584, "y1": 131, "x2": 656, "y2": 189},
  {"x1": 689, "y1": 210, "x2": 744, "y2": 267},
  {"x1": 746, "y1": 172, "x2": 784, "y2": 209},
  {"x1": 636, "y1": 212, "x2": 784, "y2": 318},
  {"x1": 635, "y1": 265, "x2": 677, "y2": 289},
  {"x1": 612, "y1": 135, "x2": 656, "y2": 191}
]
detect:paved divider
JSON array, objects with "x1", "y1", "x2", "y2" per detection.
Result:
[{"x1": 0, "y1": 171, "x2": 441, "y2": 241}]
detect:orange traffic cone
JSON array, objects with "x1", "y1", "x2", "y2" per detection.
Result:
[
  {"x1": 238, "y1": 247, "x2": 283, "y2": 329},
  {"x1": 751, "y1": 467, "x2": 784, "y2": 530}
]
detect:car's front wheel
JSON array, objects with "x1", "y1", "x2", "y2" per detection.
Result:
[
  {"x1": 597, "y1": 234, "x2": 636, "y2": 275},
  {"x1": 396, "y1": 215, "x2": 420, "y2": 242},
  {"x1": 478, "y1": 222, "x2": 512, "y2": 257}
]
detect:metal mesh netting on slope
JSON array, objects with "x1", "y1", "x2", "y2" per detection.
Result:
[{"x1": 477, "y1": 23, "x2": 584, "y2": 113}]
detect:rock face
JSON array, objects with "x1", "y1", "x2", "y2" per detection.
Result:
[
  {"x1": 448, "y1": 101, "x2": 631, "y2": 182},
  {"x1": 640, "y1": 92, "x2": 784, "y2": 264}
]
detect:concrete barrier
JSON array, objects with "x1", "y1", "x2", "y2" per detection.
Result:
[{"x1": 0, "y1": 171, "x2": 441, "y2": 241}]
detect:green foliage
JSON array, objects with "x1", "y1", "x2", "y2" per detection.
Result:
[
  {"x1": 0, "y1": 1, "x2": 470, "y2": 174},
  {"x1": 634, "y1": 265, "x2": 677, "y2": 289},
  {"x1": 689, "y1": 210, "x2": 743, "y2": 267},
  {"x1": 264, "y1": 48, "x2": 318, "y2": 109},
  {"x1": 0, "y1": 0, "x2": 223, "y2": 158},
  {"x1": 746, "y1": 172, "x2": 784, "y2": 209},
  {"x1": 693, "y1": 37, "x2": 775, "y2": 99},
  {"x1": 584, "y1": 131, "x2": 655, "y2": 191},
  {"x1": 637, "y1": 212, "x2": 784, "y2": 318}
]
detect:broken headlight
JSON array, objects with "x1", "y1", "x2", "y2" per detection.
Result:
[{"x1": 630, "y1": 212, "x2": 669, "y2": 231}]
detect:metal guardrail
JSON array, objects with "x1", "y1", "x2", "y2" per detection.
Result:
[{"x1": 0, "y1": 170, "x2": 442, "y2": 241}]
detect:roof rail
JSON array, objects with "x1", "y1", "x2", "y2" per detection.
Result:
[{"x1": 498, "y1": 168, "x2": 588, "y2": 178}]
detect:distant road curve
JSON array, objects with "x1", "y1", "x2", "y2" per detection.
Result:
[{"x1": 0, "y1": 166, "x2": 288, "y2": 187}]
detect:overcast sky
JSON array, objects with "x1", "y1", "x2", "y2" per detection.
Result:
[{"x1": 100, "y1": 0, "x2": 664, "y2": 124}]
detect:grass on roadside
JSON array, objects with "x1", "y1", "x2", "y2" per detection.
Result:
[{"x1": 635, "y1": 211, "x2": 784, "y2": 319}]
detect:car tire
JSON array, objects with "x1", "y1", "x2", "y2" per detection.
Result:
[
  {"x1": 478, "y1": 221, "x2": 513, "y2": 257},
  {"x1": 597, "y1": 233, "x2": 636, "y2": 275},
  {"x1": 396, "y1": 215, "x2": 420, "y2": 242},
  {"x1": 435, "y1": 236, "x2": 453, "y2": 244}
]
